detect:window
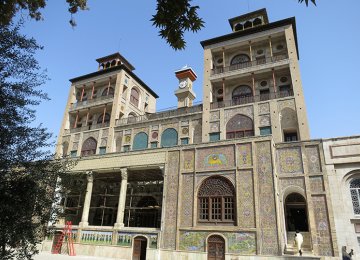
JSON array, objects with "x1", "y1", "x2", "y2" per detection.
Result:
[
  {"x1": 99, "y1": 147, "x2": 106, "y2": 155},
  {"x1": 284, "y1": 131, "x2": 298, "y2": 142},
  {"x1": 230, "y1": 54, "x2": 250, "y2": 70},
  {"x1": 133, "y1": 132, "x2": 148, "y2": 150},
  {"x1": 209, "y1": 133, "x2": 220, "y2": 142},
  {"x1": 102, "y1": 87, "x2": 114, "y2": 97},
  {"x1": 198, "y1": 176, "x2": 235, "y2": 223},
  {"x1": 181, "y1": 138, "x2": 189, "y2": 145},
  {"x1": 62, "y1": 141, "x2": 69, "y2": 157},
  {"x1": 260, "y1": 126, "x2": 272, "y2": 136},
  {"x1": 232, "y1": 85, "x2": 253, "y2": 105},
  {"x1": 260, "y1": 89, "x2": 270, "y2": 101},
  {"x1": 150, "y1": 142, "x2": 158, "y2": 148},
  {"x1": 81, "y1": 138, "x2": 97, "y2": 157},
  {"x1": 70, "y1": 150, "x2": 77, "y2": 158},
  {"x1": 97, "y1": 113, "x2": 110, "y2": 125},
  {"x1": 226, "y1": 114, "x2": 254, "y2": 139},
  {"x1": 279, "y1": 85, "x2": 292, "y2": 98},
  {"x1": 160, "y1": 128, "x2": 178, "y2": 147},
  {"x1": 123, "y1": 145, "x2": 130, "y2": 152},
  {"x1": 130, "y1": 88, "x2": 140, "y2": 107},
  {"x1": 350, "y1": 179, "x2": 360, "y2": 215}
]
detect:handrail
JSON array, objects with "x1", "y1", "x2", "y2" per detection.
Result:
[
  {"x1": 211, "y1": 54, "x2": 288, "y2": 76},
  {"x1": 70, "y1": 95, "x2": 114, "y2": 110}
]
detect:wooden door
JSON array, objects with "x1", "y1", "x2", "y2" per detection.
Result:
[
  {"x1": 133, "y1": 237, "x2": 147, "y2": 260},
  {"x1": 208, "y1": 235, "x2": 225, "y2": 260}
]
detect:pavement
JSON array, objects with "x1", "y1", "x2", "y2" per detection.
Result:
[{"x1": 33, "y1": 252, "x2": 118, "y2": 260}]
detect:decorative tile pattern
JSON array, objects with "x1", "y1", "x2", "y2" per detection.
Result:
[
  {"x1": 310, "y1": 176, "x2": 324, "y2": 193},
  {"x1": 72, "y1": 142, "x2": 78, "y2": 150},
  {"x1": 256, "y1": 141, "x2": 279, "y2": 255},
  {"x1": 180, "y1": 174, "x2": 194, "y2": 227},
  {"x1": 210, "y1": 122, "x2": 220, "y2": 133},
  {"x1": 196, "y1": 174, "x2": 234, "y2": 190},
  {"x1": 237, "y1": 143, "x2": 252, "y2": 167},
  {"x1": 193, "y1": 119, "x2": 202, "y2": 144},
  {"x1": 83, "y1": 131, "x2": 99, "y2": 141},
  {"x1": 74, "y1": 134, "x2": 80, "y2": 141},
  {"x1": 210, "y1": 111, "x2": 220, "y2": 121},
  {"x1": 196, "y1": 146, "x2": 235, "y2": 171},
  {"x1": 278, "y1": 99, "x2": 295, "y2": 111},
  {"x1": 312, "y1": 195, "x2": 333, "y2": 256},
  {"x1": 259, "y1": 115, "x2": 271, "y2": 127},
  {"x1": 117, "y1": 233, "x2": 132, "y2": 246},
  {"x1": 117, "y1": 232, "x2": 158, "y2": 249},
  {"x1": 123, "y1": 135, "x2": 131, "y2": 144},
  {"x1": 183, "y1": 149, "x2": 195, "y2": 171},
  {"x1": 102, "y1": 129, "x2": 109, "y2": 136},
  {"x1": 259, "y1": 103, "x2": 270, "y2": 114},
  {"x1": 305, "y1": 146, "x2": 322, "y2": 173},
  {"x1": 279, "y1": 178, "x2": 305, "y2": 193},
  {"x1": 162, "y1": 151, "x2": 180, "y2": 249},
  {"x1": 100, "y1": 137, "x2": 107, "y2": 147},
  {"x1": 238, "y1": 170, "x2": 255, "y2": 228},
  {"x1": 224, "y1": 106, "x2": 253, "y2": 123},
  {"x1": 81, "y1": 230, "x2": 112, "y2": 245},
  {"x1": 179, "y1": 231, "x2": 256, "y2": 254},
  {"x1": 277, "y1": 147, "x2": 303, "y2": 174}
]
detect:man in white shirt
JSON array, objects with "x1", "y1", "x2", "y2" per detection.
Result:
[{"x1": 294, "y1": 230, "x2": 303, "y2": 256}]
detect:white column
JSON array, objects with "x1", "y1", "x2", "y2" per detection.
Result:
[
  {"x1": 79, "y1": 171, "x2": 93, "y2": 227},
  {"x1": 114, "y1": 168, "x2": 128, "y2": 228}
]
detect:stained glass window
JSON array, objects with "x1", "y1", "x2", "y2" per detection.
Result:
[
  {"x1": 226, "y1": 114, "x2": 254, "y2": 139},
  {"x1": 81, "y1": 137, "x2": 97, "y2": 157}
]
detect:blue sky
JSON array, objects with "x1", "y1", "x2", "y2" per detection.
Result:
[{"x1": 20, "y1": 0, "x2": 360, "y2": 143}]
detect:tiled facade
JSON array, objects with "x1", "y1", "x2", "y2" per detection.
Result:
[{"x1": 43, "y1": 8, "x2": 360, "y2": 260}]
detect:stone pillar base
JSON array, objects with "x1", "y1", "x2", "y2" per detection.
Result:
[
  {"x1": 114, "y1": 223, "x2": 124, "y2": 229},
  {"x1": 78, "y1": 221, "x2": 89, "y2": 228}
]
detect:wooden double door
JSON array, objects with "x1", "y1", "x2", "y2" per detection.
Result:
[{"x1": 208, "y1": 235, "x2": 225, "y2": 260}]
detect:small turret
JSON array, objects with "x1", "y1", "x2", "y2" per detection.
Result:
[{"x1": 174, "y1": 66, "x2": 197, "y2": 108}]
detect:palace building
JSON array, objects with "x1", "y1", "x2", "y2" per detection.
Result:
[{"x1": 41, "y1": 8, "x2": 360, "y2": 260}]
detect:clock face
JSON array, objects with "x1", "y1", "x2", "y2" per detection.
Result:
[{"x1": 179, "y1": 80, "x2": 188, "y2": 89}]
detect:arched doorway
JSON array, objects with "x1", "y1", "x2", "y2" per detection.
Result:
[
  {"x1": 285, "y1": 193, "x2": 309, "y2": 232},
  {"x1": 207, "y1": 235, "x2": 225, "y2": 260},
  {"x1": 133, "y1": 236, "x2": 147, "y2": 260}
]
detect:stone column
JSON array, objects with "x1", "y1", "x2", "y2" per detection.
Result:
[
  {"x1": 114, "y1": 168, "x2": 128, "y2": 228},
  {"x1": 79, "y1": 171, "x2": 93, "y2": 228}
]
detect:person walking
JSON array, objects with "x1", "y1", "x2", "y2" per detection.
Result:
[{"x1": 294, "y1": 230, "x2": 303, "y2": 256}]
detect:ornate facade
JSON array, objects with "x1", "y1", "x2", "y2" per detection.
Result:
[{"x1": 41, "y1": 8, "x2": 360, "y2": 260}]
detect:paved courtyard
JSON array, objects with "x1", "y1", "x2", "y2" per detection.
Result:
[{"x1": 34, "y1": 252, "x2": 121, "y2": 260}]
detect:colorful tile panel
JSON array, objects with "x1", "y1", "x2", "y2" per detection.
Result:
[
  {"x1": 238, "y1": 170, "x2": 255, "y2": 228},
  {"x1": 196, "y1": 146, "x2": 235, "y2": 171},
  {"x1": 237, "y1": 143, "x2": 252, "y2": 167},
  {"x1": 305, "y1": 146, "x2": 322, "y2": 173},
  {"x1": 277, "y1": 147, "x2": 303, "y2": 174}
]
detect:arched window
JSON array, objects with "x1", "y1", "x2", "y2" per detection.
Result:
[
  {"x1": 133, "y1": 132, "x2": 148, "y2": 150},
  {"x1": 97, "y1": 113, "x2": 110, "y2": 125},
  {"x1": 102, "y1": 87, "x2": 114, "y2": 97},
  {"x1": 198, "y1": 176, "x2": 235, "y2": 223},
  {"x1": 285, "y1": 193, "x2": 309, "y2": 231},
  {"x1": 253, "y1": 17, "x2": 262, "y2": 26},
  {"x1": 160, "y1": 128, "x2": 178, "y2": 147},
  {"x1": 130, "y1": 88, "x2": 140, "y2": 107},
  {"x1": 81, "y1": 137, "x2": 97, "y2": 157},
  {"x1": 244, "y1": 20, "x2": 253, "y2": 29},
  {"x1": 230, "y1": 54, "x2": 250, "y2": 65},
  {"x1": 350, "y1": 179, "x2": 360, "y2": 214},
  {"x1": 234, "y1": 23, "x2": 243, "y2": 31},
  {"x1": 226, "y1": 114, "x2": 254, "y2": 139},
  {"x1": 232, "y1": 85, "x2": 253, "y2": 105}
]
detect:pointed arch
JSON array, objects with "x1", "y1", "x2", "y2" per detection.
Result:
[
  {"x1": 81, "y1": 137, "x2": 97, "y2": 157},
  {"x1": 226, "y1": 114, "x2": 254, "y2": 139}
]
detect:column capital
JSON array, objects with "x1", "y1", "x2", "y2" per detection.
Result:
[
  {"x1": 120, "y1": 168, "x2": 127, "y2": 180},
  {"x1": 86, "y1": 171, "x2": 93, "y2": 182}
]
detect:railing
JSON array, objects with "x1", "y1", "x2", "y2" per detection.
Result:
[
  {"x1": 70, "y1": 95, "x2": 114, "y2": 110},
  {"x1": 210, "y1": 90, "x2": 293, "y2": 109},
  {"x1": 116, "y1": 104, "x2": 203, "y2": 126},
  {"x1": 211, "y1": 54, "x2": 288, "y2": 75},
  {"x1": 69, "y1": 122, "x2": 110, "y2": 133}
]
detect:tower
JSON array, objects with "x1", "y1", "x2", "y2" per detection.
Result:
[{"x1": 174, "y1": 66, "x2": 197, "y2": 108}]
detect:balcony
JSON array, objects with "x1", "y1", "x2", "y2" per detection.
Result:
[
  {"x1": 69, "y1": 95, "x2": 114, "y2": 111},
  {"x1": 116, "y1": 104, "x2": 203, "y2": 126},
  {"x1": 64, "y1": 122, "x2": 110, "y2": 134},
  {"x1": 211, "y1": 54, "x2": 289, "y2": 76},
  {"x1": 210, "y1": 90, "x2": 293, "y2": 109}
]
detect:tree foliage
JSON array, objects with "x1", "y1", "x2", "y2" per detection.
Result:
[
  {"x1": 0, "y1": 0, "x2": 317, "y2": 50},
  {"x1": 0, "y1": 21, "x2": 77, "y2": 260}
]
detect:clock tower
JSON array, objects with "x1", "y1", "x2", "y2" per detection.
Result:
[{"x1": 174, "y1": 66, "x2": 197, "y2": 108}]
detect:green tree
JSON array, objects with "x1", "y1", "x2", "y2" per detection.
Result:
[
  {"x1": 0, "y1": 20, "x2": 78, "y2": 260},
  {"x1": 0, "y1": 0, "x2": 316, "y2": 50}
]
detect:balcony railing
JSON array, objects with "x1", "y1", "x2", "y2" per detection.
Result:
[
  {"x1": 69, "y1": 95, "x2": 114, "y2": 110},
  {"x1": 116, "y1": 104, "x2": 203, "y2": 126},
  {"x1": 68, "y1": 122, "x2": 110, "y2": 133},
  {"x1": 211, "y1": 54, "x2": 288, "y2": 76},
  {"x1": 210, "y1": 90, "x2": 294, "y2": 109}
]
